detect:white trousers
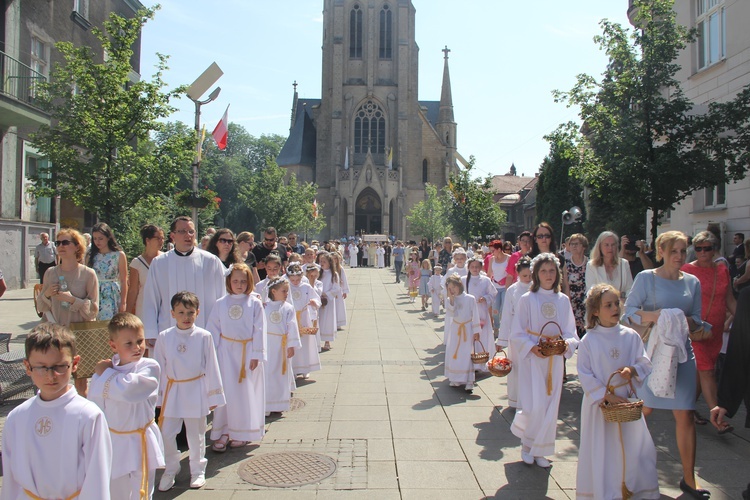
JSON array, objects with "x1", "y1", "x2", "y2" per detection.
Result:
[
  {"x1": 161, "y1": 416, "x2": 207, "y2": 476},
  {"x1": 110, "y1": 469, "x2": 156, "y2": 500}
]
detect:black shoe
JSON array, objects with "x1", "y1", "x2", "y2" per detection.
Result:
[{"x1": 679, "y1": 478, "x2": 711, "y2": 499}]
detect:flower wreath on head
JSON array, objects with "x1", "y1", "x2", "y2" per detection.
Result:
[{"x1": 286, "y1": 263, "x2": 304, "y2": 276}]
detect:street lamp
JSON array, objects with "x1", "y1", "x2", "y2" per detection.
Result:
[
  {"x1": 560, "y1": 206, "x2": 583, "y2": 249},
  {"x1": 186, "y1": 63, "x2": 223, "y2": 227}
]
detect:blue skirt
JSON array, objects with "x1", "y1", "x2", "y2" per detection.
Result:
[{"x1": 641, "y1": 339, "x2": 697, "y2": 410}]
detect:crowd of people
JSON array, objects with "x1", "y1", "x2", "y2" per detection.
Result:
[{"x1": 2, "y1": 218, "x2": 749, "y2": 499}]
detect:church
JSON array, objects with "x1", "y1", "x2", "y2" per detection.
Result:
[{"x1": 277, "y1": 0, "x2": 464, "y2": 241}]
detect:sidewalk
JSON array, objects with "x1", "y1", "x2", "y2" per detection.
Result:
[{"x1": 1, "y1": 269, "x2": 748, "y2": 498}]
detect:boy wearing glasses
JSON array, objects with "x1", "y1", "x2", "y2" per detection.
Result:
[{"x1": 2, "y1": 324, "x2": 112, "y2": 499}]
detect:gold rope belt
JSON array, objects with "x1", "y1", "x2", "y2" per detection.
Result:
[
  {"x1": 220, "y1": 334, "x2": 253, "y2": 383},
  {"x1": 452, "y1": 320, "x2": 470, "y2": 360},
  {"x1": 158, "y1": 373, "x2": 204, "y2": 427},
  {"x1": 268, "y1": 332, "x2": 289, "y2": 375},
  {"x1": 526, "y1": 328, "x2": 563, "y2": 396},
  {"x1": 605, "y1": 378, "x2": 634, "y2": 499},
  {"x1": 109, "y1": 419, "x2": 155, "y2": 500},
  {"x1": 24, "y1": 490, "x2": 79, "y2": 500}
]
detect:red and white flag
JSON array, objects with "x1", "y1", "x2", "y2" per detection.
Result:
[{"x1": 212, "y1": 105, "x2": 229, "y2": 150}]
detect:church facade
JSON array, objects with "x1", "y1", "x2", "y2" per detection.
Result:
[{"x1": 277, "y1": 0, "x2": 462, "y2": 241}]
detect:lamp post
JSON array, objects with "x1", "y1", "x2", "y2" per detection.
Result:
[{"x1": 186, "y1": 63, "x2": 223, "y2": 229}]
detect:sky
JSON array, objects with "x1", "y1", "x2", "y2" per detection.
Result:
[{"x1": 139, "y1": 1, "x2": 633, "y2": 179}]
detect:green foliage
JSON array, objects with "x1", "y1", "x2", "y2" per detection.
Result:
[
  {"x1": 554, "y1": 0, "x2": 750, "y2": 243},
  {"x1": 406, "y1": 183, "x2": 452, "y2": 243},
  {"x1": 536, "y1": 123, "x2": 586, "y2": 238},
  {"x1": 442, "y1": 156, "x2": 506, "y2": 244},
  {"x1": 29, "y1": 7, "x2": 193, "y2": 232},
  {"x1": 237, "y1": 160, "x2": 324, "y2": 235}
]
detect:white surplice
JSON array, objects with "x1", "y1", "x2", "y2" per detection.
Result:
[
  {"x1": 319, "y1": 269, "x2": 341, "y2": 342},
  {"x1": 576, "y1": 324, "x2": 659, "y2": 500},
  {"x1": 462, "y1": 273, "x2": 497, "y2": 371},
  {"x1": 496, "y1": 280, "x2": 531, "y2": 408},
  {"x1": 265, "y1": 300, "x2": 302, "y2": 411},
  {"x1": 206, "y1": 293, "x2": 267, "y2": 442},
  {"x1": 376, "y1": 247, "x2": 385, "y2": 268},
  {"x1": 141, "y1": 249, "x2": 227, "y2": 340},
  {"x1": 428, "y1": 274, "x2": 443, "y2": 315},
  {"x1": 348, "y1": 244, "x2": 359, "y2": 267},
  {"x1": 288, "y1": 281, "x2": 322, "y2": 374},
  {"x1": 444, "y1": 292, "x2": 482, "y2": 385},
  {"x1": 336, "y1": 268, "x2": 349, "y2": 328},
  {"x1": 510, "y1": 289, "x2": 579, "y2": 458},
  {"x1": 89, "y1": 356, "x2": 165, "y2": 485},
  {"x1": 441, "y1": 265, "x2": 468, "y2": 344},
  {"x1": 0, "y1": 388, "x2": 112, "y2": 500}
]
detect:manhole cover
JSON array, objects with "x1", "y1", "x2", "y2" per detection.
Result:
[
  {"x1": 289, "y1": 397, "x2": 306, "y2": 411},
  {"x1": 238, "y1": 452, "x2": 336, "y2": 487}
]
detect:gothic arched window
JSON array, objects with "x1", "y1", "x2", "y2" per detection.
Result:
[
  {"x1": 422, "y1": 159, "x2": 428, "y2": 183},
  {"x1": 379, "y1": 4, "x2": 392, "y2": 59},
  {"x1": 354, "y1": 100, "x2": 386, "y2": 155},
  {"x1": 350, "y1": 4, "x2": 363, "y2": 59}
]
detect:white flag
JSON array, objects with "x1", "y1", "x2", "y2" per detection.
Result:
[
  {"x1": 386, "y1": 147, "x2": 393, "y2": 170},
  {"x1": 344, "y1": 147, "x2": 349, "y2": 170}
]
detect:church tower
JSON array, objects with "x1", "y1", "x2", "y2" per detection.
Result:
[{"x1": 277, "y1": 0, "x2": 461, "y2": 240}]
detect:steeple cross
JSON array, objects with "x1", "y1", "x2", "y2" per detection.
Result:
[
  {"x1": 442, "y1": 46, "x2": 450, "y2": 59},
  {"x1": 293, "y1": 80, "x2": 298, "y2": 92}
]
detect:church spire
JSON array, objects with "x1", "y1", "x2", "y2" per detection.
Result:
[
  {"x1": 289, "y1": 80, "x2": 299, "y2": 134},
  {"x1": 438, "y1": 46, "x2": 454, "y2": 124}
]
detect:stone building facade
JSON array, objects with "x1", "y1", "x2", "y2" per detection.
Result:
[
  {"x1": 0, "y1": 0, "x2": 143, "y2": 289},
  {"x1": 277, "y1": 0, "x2": 463, "y2": 241}
]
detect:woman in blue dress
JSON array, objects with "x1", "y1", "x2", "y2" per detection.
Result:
[
  {"x1": 88, "y1": 222, "x2": 128, "y2": 320},
  {"x1": 623, "y1": 231, "x2": 708, "y2": 499}
]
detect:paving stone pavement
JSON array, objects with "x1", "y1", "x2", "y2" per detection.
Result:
[{"x1": 1, "y1": 268, "x2": 749, "y2": 499}]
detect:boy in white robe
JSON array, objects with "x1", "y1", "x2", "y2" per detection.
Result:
[
  {"x1": 496, "y1": 256, "x2": 532, "y2": 409},
  {"x1": 306, "y1": 264, "x2": 324, "y2": 350},
  {"x1": 2, "y1": 324, "x2": 112, "y2": 500},
  {"x1": 576, "y1": 284, "x2": 659, "y2": 499},
  {"x1": 462, "y1": 258, "x2": 497, "y2": 373},
  {"x1": 265, "y1": 277, "x2": 302, "y2": 413},
  {"x1": 428, "y1": 265, "x2": 443, "y2": 315},
  {"x1": 287, "y1": 264, "x2": 322, "y2": 378},
  {"x1": 206, "y1": 264, "x2": 267, "y2": 452},
  {"x1": 510, "y1": 253, "x2": 579, "y2": 468},
  {"x1": 89, "y1": 313, "x2": 165, "y2": 500},
  {"x1": 444, "y1": 274, "x2": 482, "y2": 392},
  {"x1": 154, "y1": 292, "x2": 225, "y2": 491}
]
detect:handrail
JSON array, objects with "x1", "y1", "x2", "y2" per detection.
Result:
[{"x1": 0, "y1": 50, "x2": 47, "y2": 108}]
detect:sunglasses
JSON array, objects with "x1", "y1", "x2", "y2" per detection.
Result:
[
  {"x1": 264, "y1": 238, "x2": 276, "y2": 242},
  {"x1": 54, "y1": 240, "x2": 75, "y2": 247},
  {"x1": 218, "y1": 238, "x2": 234, "y2": 245},
  {"x1": 535, "y1": 234, "x2": 552, "y2": 240},
  {"x1": 694, "y1": 246, "x2": 713, "y2": 253}
]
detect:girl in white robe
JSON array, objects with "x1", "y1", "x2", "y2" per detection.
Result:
[
  {"x1": 264, "y1": 277, "x2": 301, "y2": 413},
  {"x1": 510, "y1": 253, "x2": 579, "y2": 468},
  {"x1": 206, "y1": 264, "x2": 267, "y2": 451},
  {"x1": 332, "y1": 252, "x2": 349, "y2": 329},
  {"x1": 576, "y1": 284, "x2": 659, "y2": 500},
  {"x1": 442, "y1": 248, "x2": 468, "y2": 344},
  {"x1": 428, "y1": 265, "x2": 443, "y2": 315},
  {"x1": 318, "y1": 253, "x2": 341, "y2": 350},
  {"x1": 253, "y1": 254, "x2": 283, "y2": 303},
  {"x1": 462, "y1": 258, "x2": 497, "y2": 372},
  {"x1": 287, "y1": 263, "x2": 322, "y2": 377},
  {"x1": 305, "y1": 264, "x2": 324, "y2": 350},
  {"x1": 444, "y1": 274, "x2": 482, "y2": 392},
  {"x1": 496, "y1": 256, "x2": 532, "y2": 409}
]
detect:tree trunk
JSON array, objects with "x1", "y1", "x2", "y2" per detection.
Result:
[{"x1": 650, "y1": 209, "x2": 659, "y2": 248}]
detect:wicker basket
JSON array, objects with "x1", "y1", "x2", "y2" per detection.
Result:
[
  {"x1": 470, "y1": 339, "x2": 490, "y2": 364},
  {"x1": 599, "y1": 371, "x2": 644, "y2": 423},
  {"x1": 409, "y1": 290, "x2": 419, "y2": 298},
  {"x1": 537, "y1": 321, "x2": 567, "y2": 357},
  {"x1": 69, "y1": 320, "x2": 112, "y2": 379},
  {"x1": 487, "y1": 350, "x2": 512, "y2": 377},
  {"x1": 299, "y1": 327, "x2": 319, "y2": 336}
]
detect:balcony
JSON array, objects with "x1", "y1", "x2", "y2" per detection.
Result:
[{"x1": 0, "y1": 50, "x2": 50, "y2": 128}]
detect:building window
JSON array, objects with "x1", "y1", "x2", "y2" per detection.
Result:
[
  {"x1": 30, "y1": 36, "x2": 48, "y2": 77},
  {"x1": 354, "y1": 100, "x2": 386, "y2": 155},
  {"x1": 23, "y1": 150, "x2": 53, "y2": 223},
  {"x1": 696, "y1": 0, "x2": 726, "y2": 70},
  {"x1": 704, "y1": 183, "x2": 726, "y2": 208},
  {"x1": 422, "y1": 159, "x2": 428, "y2": 183},
  {"x1": 379, "y1": 5, "x2": 393, "y2": 59},
  {"x1": 74, "y1": 0, "x2": 89, "y2": 18},
  {"x1": 350, "y1": 4, "x2": 363, "y2": 59}
]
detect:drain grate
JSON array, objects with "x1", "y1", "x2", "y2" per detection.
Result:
[
  {"x1": 289, "y1": 397, "x2": 306, "y2": 411},
  {"x1": 238, "y1": 451, "x2": 336, "y2": 487}
]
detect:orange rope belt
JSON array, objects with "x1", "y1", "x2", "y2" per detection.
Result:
[
  {"x1": 109, "y1": 419, "x2": 155, "y2": 500},
  {"x1": 268, "y1": 332, "x2": 289, "y2": 375},
  {"x1": 220, "y1": 334, "x2": 253, "y2": 383},
  {"x1": 452, "y1": 320, "x2": 469, "y2": 360},
  {"x1": 526, "y1": 328, "x2": 561, "y2": 396},
  {"x1": 158, "y1": 373, "x2": 204, "y2": 427}
]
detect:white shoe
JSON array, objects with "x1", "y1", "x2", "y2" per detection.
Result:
[
  {"x1": 465, "y1": 383, "x2": 474, "y2": 392},
  {"x1": 449, "y1": 382, "x2": 461, "y2": 387},
  {"x1": 534, "y1": 456, "x2": 551, "y2": 468},
  {"x1": 190, "y1": 473, "x2": 206, "y2": 489},
  {"x1": 158, "y1": 470, "x2": 178, "y2": 491},
  {"x1": 521, "y1": 450, "x2": 534, "y2": 465}
]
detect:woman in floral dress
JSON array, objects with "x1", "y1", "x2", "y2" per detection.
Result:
[
  {"x1": 563, "y1": 233, "x2": 589, "y2": 338},
  {"x1": 88, "y1": 222, "x2": 128, "y2": 320}
]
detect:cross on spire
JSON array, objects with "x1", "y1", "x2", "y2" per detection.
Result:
[
  {"x1": 442, "y1": 46, "x2": 450, "y2": 59},
  {"x1": 293, "y1": 80, "x2": 298, "y2": 92}
]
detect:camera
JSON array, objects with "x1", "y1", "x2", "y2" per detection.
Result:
[{"x1": 625, "y1": 235, "x2": 638, "y2": 252}]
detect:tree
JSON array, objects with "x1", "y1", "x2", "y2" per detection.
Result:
[
  {"x1": 29, "y1": 7, "x2": 193, "y2": 230},
  {"x1": 554, "y1": 0, "x2": 750, "y2": 243},
  {"x1": 442, "y1": 156, "x2": 506, "y2": 244},
  {"x1": 535, "y1": 123, "x2": 586, "y2": 239},
  {"x1": 238, "y1": 160, "x2": 325, "y2": 235},
  {"x1": 406, "y1": 183, "x2": 452, "y2": 243}
]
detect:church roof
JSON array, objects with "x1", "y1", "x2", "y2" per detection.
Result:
[
  {"x1": 277, "y1": 101, "x2": 318, "y2": 167},
  {"x1": 419, "y1": 101, "x2": 440, "y2": 128},
  {"x1": 490, "y1": 174, "x2": 538, "y2": 195}
]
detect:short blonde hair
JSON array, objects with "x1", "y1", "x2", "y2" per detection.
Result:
[
  {"x1": 445, "y1": 273, "x2": 464, "y2": 293},
  {"x1": 585, "y1": 284, "x2": 620, "y2": 329},
  {"x1": 225, "y1": 263, "x2": 255, "y2": 295},
  {"x1": 108, "y1": 312, "x2": 144, "y2": 340},
  {"x1": 655, "y1": 231, "x2": 687, "y2": 262}
]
